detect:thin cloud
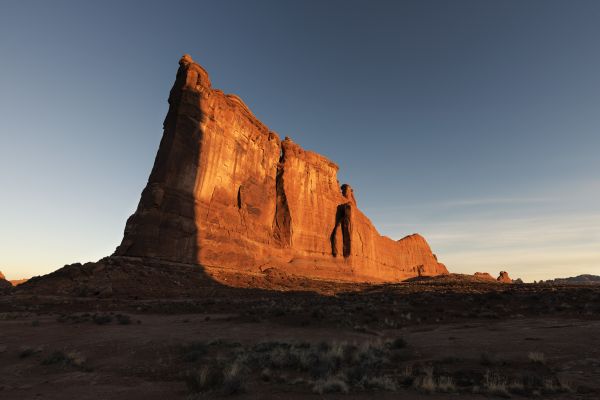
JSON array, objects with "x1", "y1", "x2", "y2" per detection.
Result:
[{"x1": 439, "y1": 197, "x2": 556, "y2": 208}]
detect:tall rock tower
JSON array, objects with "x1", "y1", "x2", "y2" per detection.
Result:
[{"x1": 115, "y1": 54, "x2": 448, "y2": 282}]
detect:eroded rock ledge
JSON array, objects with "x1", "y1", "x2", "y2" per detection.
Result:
[{"x1": 114, "y1": 54, "x2": 448, "y2": 282}]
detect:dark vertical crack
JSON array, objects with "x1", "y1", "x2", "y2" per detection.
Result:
[
  {"x1": 272, "y1": 143, "x2": 292, "y2": 247},
  {"x1": 331, "y1": 202, "x2": 352, "y2": 258}
]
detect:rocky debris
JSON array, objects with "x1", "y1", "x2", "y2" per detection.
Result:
[
  {"x1": 497, "y1": 271, "x2": 512, "y2": 283},
  {"x1": 473, "y1": 272, "x2": 495, "y2": 281},
  {"x1": 113, "y1": 54, "x2": 448, "y2": 283}
]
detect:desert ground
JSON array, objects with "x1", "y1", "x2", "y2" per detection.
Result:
[{"x1": 1, "y1": 263, "x2": 599, "y2": 399}]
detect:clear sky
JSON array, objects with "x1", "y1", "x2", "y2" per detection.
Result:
[{"x1": 1, "y1": 1, "x2": 599, "y2": 282}]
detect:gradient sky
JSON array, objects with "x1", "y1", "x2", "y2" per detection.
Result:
[{"x1": 1, "y1": 0, "x2": 599, "y2": 282}]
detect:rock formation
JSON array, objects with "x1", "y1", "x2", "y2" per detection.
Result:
[
  {"x1": 113, "y1": 54, "x2": 447, "y2": 283},
  {"x1": 0, "y1": 271, "x2": 11, "y2": 289},
  {"x1": 473, "y1": 272, "x2": 495, "y2": 281},
  {"x1": 497, "y1": 271, "x2": 512, "y2": 283}
]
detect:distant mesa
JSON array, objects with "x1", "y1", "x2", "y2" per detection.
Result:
[
  {"x1": 473, "y1": 272, "x2": 495, "y2": 281},
  {"x1": 539, "y1": 274, "x2": 600, "y2": 285},
  {"x1": 16, "y1": 54, "x2": 451, "y2": 295},
  {"x1": 473, "y1": 271, "x2": 514, "y2": 283}
]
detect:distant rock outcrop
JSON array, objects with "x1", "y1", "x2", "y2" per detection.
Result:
[
  {"x1": 473, "y1": 272, "x2": 495, "y2": 281},
  {"x1": 497, "y1": 271, "x2": 512, "y2": 283},
  {"x1": 540, "y1": 275, "x2": 600, "y2": 285},
  {"x1": 0, "y1": 271, "x2": 11, "y2": 289},
  {"x1": 112, "y1": 54, "x2": 448, "y2": 283}
]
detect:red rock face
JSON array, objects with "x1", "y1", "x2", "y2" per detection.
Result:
[
  {"x1": 497, "y1": 271, "x2": 512, "y2": 283},
  {"x1": 115, "y1": 55, "x2": 448, "y2": 283}
]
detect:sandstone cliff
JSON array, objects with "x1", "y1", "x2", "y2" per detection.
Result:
[{"x1": 114, "y1": 54, "x2": 448, "y2": 282}]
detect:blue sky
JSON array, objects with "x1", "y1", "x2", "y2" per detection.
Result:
[{"x1": 1, "y1": 0, "x2": 598, "y2": 281}]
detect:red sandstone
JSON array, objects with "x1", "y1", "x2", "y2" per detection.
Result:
[{"x1": 114, "y1": 54, "x2": 448, "y2": 282}]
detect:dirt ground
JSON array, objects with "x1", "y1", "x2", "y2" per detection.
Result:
[{"x1": 1, "y1": 277, "x2": 599, "y2": 399}]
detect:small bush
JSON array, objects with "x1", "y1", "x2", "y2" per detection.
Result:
[
  {"x1": 483, "y1": 370, "x2": 509, "y2": 397},
  {"x1": 528, "y1": 351, "x2": 545, "y2": 364},
  {"x1": 436, "y1": 376, "x2": 456, "y2": 393},
  {"x1": 222, "y1": 362, "x2": 246, "y2": 394},
  {"x1": 186, "y1": 361, "x2": 246, "y2": 394},
  {"x1": 361, "y1": 375, "x2": 398, "y2": 391},
  {"x1": 42, "y1": 351, "x2": 70, "y2": 365},
  {"x1": 116, "y1": 314, "x2": 131, "y2": 325},
  {"x1": 389, "y1": 337, "x2": 407, "y2": 349},
  {"x1": 413, "y1": 367, "x2": 436, "y2": 393},
  {"x1": 41, "y1": 350, "x2": 85, "y2": 367},
  {"x1": 313, "y1": 376, "x2": 349, "y2": 394},
  {"x1": 182, "y1": 342, "x2": 208, "y2": 362},
  {"x1": 186, "y1": 364, "x2": 224, "y2": 393},
  {"x1": 92, "y1": 314, "x2": 112, "y2": 325},
  {"x1": 19, "y1": 347, "x2": 36, "y2": 358}
]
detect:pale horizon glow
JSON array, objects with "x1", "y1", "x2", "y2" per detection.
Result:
[{"x1": 1, "y1": 1, "x2": 599, "y2": 282}]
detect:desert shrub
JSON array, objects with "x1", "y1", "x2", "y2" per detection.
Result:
[
  {"x1": 260, "y1": 368, "x2": 272, "y2": 382},
  {"x1": 182, "y1": 342, "x2": 208, "y2": 362},
  {"x1": 413, "y1": 366, "x2": 436, "y2": 392},
  {"x1": 360, "y1": 375, "x2": 398, "y2": 391},
  {"x1": 186, "y1": 364, "x2": 224, "y2": 393},
  {"x1": 313, "y1": 375, "x2": 349, "y2": 394},
  {"x1": 436, "y1": 376, "x2": 456, "y2": 393},
  {"x1": 19, "y1": 347, "x2": 36, "y2": 358},
  {"x1": 42, "y1": 351, "x2": 70, "y2": 365},
  {"x1": 92, "y1": 314, "x2": 112, "y2": 325},
  {"x1": 116, "y1": 314, "x2": 131, "y2": 325},
  {"x1": 186, "y1": 360, "x2": 247, "y2": 394},
  {"x1": 528, "y1": 351, "x2": 545, "y2": 364},
  {"x1": 41, "y1": 350, "x2": 86, "y2": 367},
  {"x1": 480, "y1": 352, "x2": 497, "y2": 366},
  {"x1": 222, "y1": 361, "x2": 246, "y2": 394},
  {"x1": 389, "y1": 337, "x2": 407, "y2": 349},
  {"x1": 482, "y1": 370, "x2": 509, "y2": 397}
]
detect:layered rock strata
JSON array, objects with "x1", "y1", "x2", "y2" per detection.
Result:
[{"x1": 114, "y1": 54, "x2": 447, "y2": 282}]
